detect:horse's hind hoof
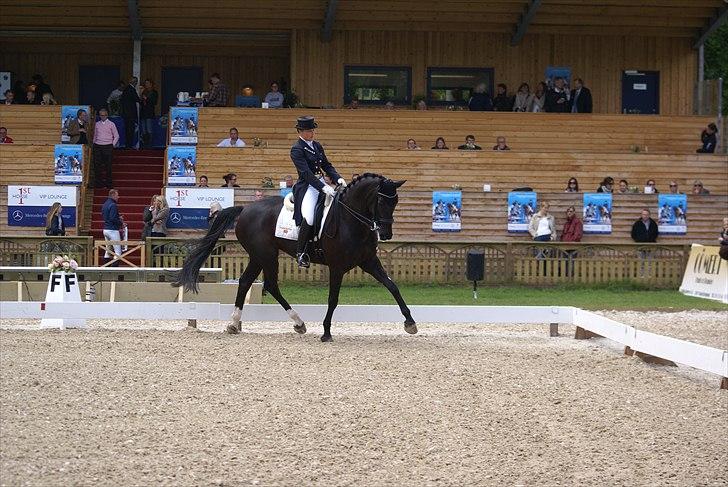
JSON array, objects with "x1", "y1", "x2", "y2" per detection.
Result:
[
  {"x1": 226, "y1": 323, "x2": 240, "y2": 334},
  {"x1": 294, "y1": 323, "x2": 307, "y2": 334},
  {"x1": 404, "y1": 322, "x2": 418, "y2": 335},
  {"x1": 320, "y1": 335, "x2": 333, "y2": 342}
]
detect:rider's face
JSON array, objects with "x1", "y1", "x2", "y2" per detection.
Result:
[{"x1": 299, "y1": 129, "x2": 315, "y2": 141}]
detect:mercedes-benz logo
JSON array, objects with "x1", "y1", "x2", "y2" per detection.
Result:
[
  {"x1": 11, "y1": 210, "x2": 23, "y2": 222},
  {"x1": 170, "y1": 213, "x2": 182, "y2": 224}
]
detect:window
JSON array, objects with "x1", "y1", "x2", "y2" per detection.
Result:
[
  {"x1": 427, "y1": 67, "x2": 494, "y2": 106},
  {"x1": 344, "y1": 66, "x2": 411, "y2": 105}
]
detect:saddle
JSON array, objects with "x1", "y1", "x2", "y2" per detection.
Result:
[{"x1": 275, "y1": 192, "x2": 337, "y2": 242}]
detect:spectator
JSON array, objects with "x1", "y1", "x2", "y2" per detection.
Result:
[
  {"x1": 348, "y1": 98, "x2": 360, "y2": 109},
  {"x1": 692, "y1": 180, "x2": 710, "y2": 195},
  {"x1": 26, "y1": 90, "x2": 36, "y2": 104},
  {"x1": 596, "y1": 177, "x2": 614, "y2": 193},
  {"x1": 385, "y1": 101, "x2": 395, "y2": 110},
  {"x1": 67, "y1": 109, "x2": 90, "y2": 145},
  {"x1": 719, "y1": 217, "x2": 728, "y2": 246},
  {"x1": 2, "y1": 90, "x2": 15, "y2": 105},
  {"x1": 107, "y1": 80, "x2": 125, "y2": 114},
  {"x1": 569, "y1": 78, "x2": 593, "y2": 113},
  {"x1": 217, "y1": 127, "x2": 246, "y2": 147},
  {"x1": 44, "y1": 202, "x2": 65, "y2": 236},
  {"x1": 530, "y1": 82, "x2": 547, "y2": 112},
  {"x1": 697, "y1": 123, "x2": 718, "y2": 153},
  {"x1": 120, "y1": 76, "x2": 140, "y2": 149},
  {"x1": 669, "y1": 181, "x2": 680, "y2": 194},
  {"x1": 254, "y1": 190, "x2": 265, "y2": 200},
  {"x1": 560, "y1": 206, "x2": 583, "y2": 242},
  {"x1": 12, "y1": 80, "x2": 25, "y2": 104},
  {"x1": 102, "y1": 189, "x2": 125, "y2": 266},
  {"x1": 139, "y1": 79, "x2": 158, "y2": 148},
  {"x1": 492, "y1": 136, "x2": 510, "y2": 151},
  {"x1": 528, "y1": 202, "x2": 556, "y2": 241},
  {"x1": 618, "y1": 179, "x2": 629, "y2": 194},
  {"x1": 264, "y1": 81, "x2": 284, "y2": 108},
  {"x1": 351, "y1": 173, "x2": 360, "y2": 181},
  {"x1": 406, "y1": 138, "x2": 420, "y2": 150},
  {"x1": 150, "y1": 195, "x2": 169, "y2": 238},
  {"x1": 208, "y1": 201, "x2": 223, "y2": 227},
  {"x1": 205, "y1": 73, "x2": 228, "y2": 107},
  {"x1": 492, "y1": 83, "x2": 513, "y2": 111},
  {"x1": 141, "y1": 195, "x2": 157, "y2": 240},
  {"x1": 236, "y1": 85, "x2": 261, "y2": 108},
  {"x1": 222, "y1": 173, "x2": 240, "y2": 187},
  {"x1": 431, "y1": 137, "x2": 449, "y2": 150},
  {"x1": 198, "y1": 175, "x2": 209, "y2": 187},
  {"x1": 40, "y1": 93, "x2": 57, "y2": 105},
  {"x1": 565, "y1": 177, "x2": 579, "y2": 193},
  {"x1": 468, "y1": 83, "x2": 493, "y2": 111},
  {"x1": 31, "y1": 74, "x2": 53, "y2": 99},
  {"x1": 545, "y1": 77, "x2": 570, "y2": 113},
  {"x1": 513, "y1": 83, "x2": 533, "y2": 112},
  {"x1": 0, "y1": 127, "x2": 13, "y2": 144},
  {"x1": 645, "y1": 179, "x2": 659, "y2": 194},
  {"x1": 92, "y1": 108, "x2": 119, "y2": 188},
  {"x1": 631, "y1": 208, "x2": 658, "y2": 243},
  {"x1": 416, "y1": 99, "x2": 427, "y2": 111},
  {"x1": 284, "y1": 175, "x2": 294, "y2": 188},
  {"x1": 458, "y1": 135, "x2": 482, "y2": 150}
]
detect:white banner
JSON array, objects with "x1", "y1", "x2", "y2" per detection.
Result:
[
  {"x1": 679, "y1": 244, "x2": 728, "y2": 304},
  {"x1": 165, "y1": 187, "x2": 234, "y2": 210},
  {"x1": 7, "y1": 185, "x2": 78, "y2": 228}
]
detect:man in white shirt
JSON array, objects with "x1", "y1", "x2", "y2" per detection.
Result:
[{"x1": 217, "y1": 128, "x2": 246, "y2": 147}]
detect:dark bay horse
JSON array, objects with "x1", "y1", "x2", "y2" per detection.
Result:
[{"x1": 173, "y1": 173, "x2": 417, "y2": 341}]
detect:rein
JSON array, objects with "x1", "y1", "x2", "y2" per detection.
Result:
[{"x1": 336, "y1": 191, "x2": 395, "y2": 232}]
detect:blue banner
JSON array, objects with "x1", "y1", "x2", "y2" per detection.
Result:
[
  {"x1": 54, "y1": 144, "x2": 84, "y2": 184},
  {"x1": 583, "y1": 193, "x2": 612, "y2": 234},
  {"x1": 60, "y1": 105, "x2": 90, "y2": 143},
  {"x1": 166, "y1": 146, "x2": 197, "y2": 186},
  {"x1": 169, "y1": 107, "x2": 198, "y2": 145},
  {"x1": 165, "y1": 187, "x2": 234, "y2": 229},
  {"x1": 432, "y1": 191, "x2": 461, "y2": 232},
  {"x1": 8, "y1": 207, "x2": 76, "y2": 227},
  {"x1": 657, "y1": 194, "x2": 687, "y2": 235},
  {"x1": 507, "y1": 192, "x2": 537, "y2": 232}
]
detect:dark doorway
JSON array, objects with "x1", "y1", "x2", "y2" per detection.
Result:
[
  {"x1": 161, "y1": 66, "x2": 203, "y2": 115},
  {"x1": 622, "y1": 71, "x2": 659, "y2": 115},
  {"x1": 79, "y1": 65, "x2": 121, "y2": 110}
]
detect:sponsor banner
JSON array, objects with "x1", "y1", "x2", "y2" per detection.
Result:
[
  {"x1": 679, "y1": 244, "x2": 728, "y2": 304},
  {"x1": 657, "y1": 194, "x2": 687, "y2": 235},
  {"x1": 7, "y1": 185, "x2": 77, "y2": 227},
  {"x1": 166, "y1": 146, "x2": 197, "y2": 186},
  {"x1": 507, "y1": 192, "x2": 537, "y2": 233},
  {"x1": 60, "y1": 105, "x2": 90, "y2": 143},
  {"x1": 165, "y1": 187, "x2": 234, "y2": 229},
  {"x1": 169, "y1": 107, "x2": 198, "y2": 144},
  {"x1": 54, "y1": 144, "x2": 84, "y2": 184},
  {"x1": 545, "y1": 66, "x2": 571, "y2": 90},
  {"x1": 583, "y1": 193, "x2": 612, "y2": 234},
  {"x1": 432, "y1": 191, "x2": 461, "y2": 232}
]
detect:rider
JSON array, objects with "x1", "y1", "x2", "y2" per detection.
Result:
[{"x1": 290, "y1": 115, "x2": 347, "y2": 268}]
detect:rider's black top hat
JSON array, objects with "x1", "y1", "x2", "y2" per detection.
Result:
[{"x1": 295, "y1": 115, "x2": 318, "y2": 131}]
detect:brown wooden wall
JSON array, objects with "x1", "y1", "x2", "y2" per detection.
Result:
[{"x1": 291, "y1": 30, "x2": 697, "y2": 115}]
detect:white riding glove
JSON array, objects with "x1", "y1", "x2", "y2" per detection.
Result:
[
  {"x1": 322, "y1": 185, "x2": 336, "y2": 198},
  {"x1": 337, "y1": 178, "x2": 347, "y2": 187}
]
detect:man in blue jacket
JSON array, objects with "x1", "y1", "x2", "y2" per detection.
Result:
[{"x1": 102, "y1": 189, "x2": 125, "y2": 266}]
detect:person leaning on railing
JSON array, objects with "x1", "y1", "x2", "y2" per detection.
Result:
[{"x1": 528, "y1": 202, "x2": 556, "y2": 241}]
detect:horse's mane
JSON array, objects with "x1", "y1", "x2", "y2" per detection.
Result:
[{"x1": 339, "y1": 172, "x2": 385, "y2": 200}]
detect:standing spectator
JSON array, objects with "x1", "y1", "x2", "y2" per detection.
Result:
[
  {"x1": 284, "y1": 175, "x2": 294, "y2": 188},
  {"x1": 468, "y1": 83, "x2": 493, "y2": 111},
  {"x1": 513, "y1": 83, "x2": 533, "y2": 112},
  {"x1": 431, "y1": 137, "x2": 449, "y2": 150},
  {"x1": 492, "y1": 83, "x2": 513, "y2": 111},
  {"x1": 141, "y1": 195, "x2": 157, "y2": 240},
  {"x1": 198, "y1": 175, "x2": 209, "y2": 187},
  {"x1": 492, "y1": 136, "x2": 510, "y2": 151},
  {"x1": 560, "y1": 206, "x2": 583, "y2": 242},
  {"x1": 645, "y1": 179, "x2": 659, "y2": 194},
  {"x1": 697, "y1": 123, "x2": 718, "y2": 153},
  {"x1": 205, "y1": 73, "x2": 228, "y2": 107},
  {"x1": 92, "y1": 108, "x2": 119, "y2": 188},
  {"x1": 569, "y1": 78, "x2": 593, "y2": 113},
  {"x1": 545, "y1": 77, "x2": 570, "y2": 113},
  {"x1": 406, "y1": 138, "x2": 420, "y2": 150},
  {"x1": 264, "y1": 81, "x2": 284, "y2": 108},
  {"x1": 107, "y1": 80, "x2": 125, "y2": 115},
  {"x1": 669, "y1": 181, "x2": 680, "y2": 193},
  {"x1": 631, "y1": 209, "x2": 658, "y2": 243},
  {"x1": 217, "y1": 128, "x2": 246, "y2": 147},
  {"x1": 150, "y1": 196, "x2": 169, "y2": 238},
  {"x1": 528, "y1": 202, "x2": 556, "y2": 241},
  {"x1": 2, "y1": 90, "x2": 15, "y2": 105},
  {"x1": 618, "y1": 179, "x2": 630, "y2": 193},
  {"x1": 457, "y1": 135, "x2": 482, "y2": 150},
  {"x1": 565, "y1": 177, "x2": 579, "y2": 192},
  {"x1": 222, "y1": 173, "x2": 240, "y2": 187},
  {"x1": 530, "y1": 82, "x2": 547, "y2": 112},
  {"x1": 66, "y1": 109, "x2": 90, "y2": 145},
  {"x1": 139, "y1": 79, "x2": 158, "y2": 148},
  {"x1": 31, "y1": 74, "x2": 53, "y2": 99},
  {"x1": 120, "y1": 76, "x2": 140, "y2": 149},
  {"x1": 0, "y1": 127, "x2": 13, "y2": 144},
  {"x1": 102, "y1": 189, "x2": 125, "y2": 266},
  {"x1": 692, "y1": 180, "x2": 710, "y2": 195},
  {"x1": 596, "y1": 177, "x2": 614, "y2": 193},
  {"x1": 44, "y1": 202, "x2": 65, "y2": 236}
]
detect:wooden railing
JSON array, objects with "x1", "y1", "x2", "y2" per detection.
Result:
[
  {"x1": 93, "y1": 240, "x2": 146, "y2": 267},
  {"x1": 0, "y1": 236, "x2": 94, "y2": 266}
]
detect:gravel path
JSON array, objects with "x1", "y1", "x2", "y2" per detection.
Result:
[{"x1": 1, "y1": 312, "x2": 726, "y2": 486}]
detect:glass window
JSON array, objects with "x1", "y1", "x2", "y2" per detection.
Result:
[
  {"x1": 344, "y1": 66, "x2": 411, "y2": 105},
  {"x1": 427, "y1": 67, "x2": 494, "y2": 106}
]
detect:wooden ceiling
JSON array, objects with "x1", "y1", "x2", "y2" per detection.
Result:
[{"x1": 0, "y1": 0, "x2": 724, "y2": 42}]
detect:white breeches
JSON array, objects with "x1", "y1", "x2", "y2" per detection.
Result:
[
  {"x1": 103, "y1": 229, "x2": 121, "y2": 259},
  {"x1": 301, "y1": 178, "x2": 324, "y2": 225}
]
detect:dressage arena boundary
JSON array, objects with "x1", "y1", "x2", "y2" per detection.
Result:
[{"x1": 2, "y1": 302, "x2": 727, "y2": 388}]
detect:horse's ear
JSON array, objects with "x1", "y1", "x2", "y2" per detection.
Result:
[{"x1": 394, "y1": 180, "x2": 406, "y2": 188}]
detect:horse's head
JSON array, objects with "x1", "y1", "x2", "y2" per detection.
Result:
[{"x1": 376, "y1": 178, "x2": 405, "y2": 240}]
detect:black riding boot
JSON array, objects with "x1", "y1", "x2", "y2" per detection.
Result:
[{"x1": 296, "y1": 221, "x2": 313, "y2": 268}]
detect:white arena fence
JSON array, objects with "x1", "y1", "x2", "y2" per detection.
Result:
[{"x1": 1, "y1": 302, "x2": 727, "y2": 386}]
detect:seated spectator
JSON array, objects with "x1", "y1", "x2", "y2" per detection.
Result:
[
  {"x1": 348, "y1": 98, "x2": 360, "y2": 109},
  {"x1": 692, "y1": 180, "x2": 710, "y2": 195},
  {"x1": 217, "y1": 128, "x2": 246, "y2": 147},
  {"x1": 631, "y1": 208, "x2": 658, "y2": 242},
  {"x1": 492, "y1": 136, "x2": 510, "y2": 151},
  {"x1": 198, "y1": 175, "x2": 209, "y2": 187},
  {"x1": 458, "y1": 135, "x2": 482, "y2": 150},
  {"x1": 617, "y1": 179, "x2": 629, "y2": 193},
  {"x1": 644, "y1": 179, "x2": 659, "y2": 194},
  {"x1": 492, "y1": 83, "x2": 513, "y2": 111},
  {"x1": 697, "y1": 123, "x2": 718, "y2": 153},
  {"x1": 530, "y1": 82, "x2": 547, "y2": 112},
  {"x1": 406, "y1": 138, "x2": 420, "y2": 150},
  {"x1": 0, "y1": 127, "x2": 13, "y2": 144},
  {"x1": 40, "y1": 93, "x2": 57, "y2": 105},
  {"x1": 669, "y1": 181, "x2": 680, "y2": 194},
  {"x1": 264, "y1": 82, "x2": 284, "y2": 108},
  {"x1": 205, "y1": 73, "x2": 229, "y2": 107},
  {"x1": 235, "y1": 85, "x2": 261, "y2": 108},
  {"x1": 3, "y1": 90, "x2": 15, "y2": 105},
  {"x1": 513, "y1": 83, "x2": 533, "y2": 112},
  {"x1": 569, "y1": 78, "x2": 593, "y2": 113},
  {"x1": 284, "y1": 175, "x2": 294, "y2": 188},
  {"x1": 385, "y1": 101, "x2": 395, "y2": 110},
  {"x1": 528, "y1": 202, "x2": 556, "y2": 241},
  {"x1": 468, "y1": 83, "x2": 493, "y2": 111},
  {"x1": 431, "y1": 137, "x2": 449, "y2": 150},
  {"x1": 545, "y1": 77, "x2": 570, "y2": 113},
  {"x1": 565, "y1": 177, "x2": 579, "y2": 193},
  {"x1": 416, "y1": 100, "x2": 428, "y2": 111},
  {"x1": 222, "y1": 173, "x2": 240, "y2": 187},
  {"x1": 596, "y1": 177, "x2": 614, "y2": 193},
  {"x1": 560, "y1": 206, "x2": 583, "y2": 242},
  {"x1": 254, "y1": 190, "x2": 264, "y2": 200},
  {"x1": 67, "y1": 109, "x2": 90, "y2": 144},
  {"x1": 107, "y1": 80, "x2": 125, "y2": 114}
]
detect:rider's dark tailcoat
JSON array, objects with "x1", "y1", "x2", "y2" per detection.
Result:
[{"x1": 290, "y1": 138, "x2": 342, "y2": 226}]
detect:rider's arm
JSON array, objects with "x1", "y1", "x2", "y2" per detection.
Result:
[{"x1": 290, "y1": 145, "x2": 325, "y2": 191}]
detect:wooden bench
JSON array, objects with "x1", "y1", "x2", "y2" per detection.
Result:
[{"x1": 0, "y1": 105, "x2": 61, "y2": 145}]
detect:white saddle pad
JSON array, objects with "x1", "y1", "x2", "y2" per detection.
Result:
[{"x1": 275, "y1": 192, "x2": 334, "y2": 241}]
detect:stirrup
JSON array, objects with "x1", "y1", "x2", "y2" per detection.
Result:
[{"x1": 297, "y1": 252, "x2": 310, "y2": 268}]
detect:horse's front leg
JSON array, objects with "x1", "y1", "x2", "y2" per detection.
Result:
[
  {"x1": 360, "y1": 256, "x2": 417, "y2": 334},
  {"x1": 321, "y1": 270, "x2": 343, "y2": 342}
]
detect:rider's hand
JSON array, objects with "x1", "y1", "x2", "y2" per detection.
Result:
[
  {"x1": 322, "y1": 185, "x2": 336, "y2": 198},
  {"x1": 337, "y1": 178, "x2": 347, "y2": 187}
]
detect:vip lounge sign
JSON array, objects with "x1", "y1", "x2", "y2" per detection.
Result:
[
  {"x1": 7, "y1": 185, "x2": 77, "y2": 227},
  {"x1": 165, "y1": 187, "x2": 234, "y2": 229},
  {"x1": 679, "y1": 244, "x2": 728, "y2": 304}
]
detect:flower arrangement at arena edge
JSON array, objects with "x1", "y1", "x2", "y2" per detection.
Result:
[{"x1": 47, "y1": 255, "x2": 79, "y2": 273}]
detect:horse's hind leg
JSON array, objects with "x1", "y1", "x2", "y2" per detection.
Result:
[
  {"x1": 360, "y1": 256, "x2": 417, "y2": 334},
  {"x1": 261, "y1": 259, "x2": 306, "y2": 334},
  {"x1": 228, "y1": 260, "x2": 262, "y2": 334}
]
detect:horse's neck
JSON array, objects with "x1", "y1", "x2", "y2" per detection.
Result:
[{"x1": 342, "y1": 180, "x2": 378, "y2": 212}]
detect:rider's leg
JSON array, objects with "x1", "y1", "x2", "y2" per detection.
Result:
[{"x1": 297, "y1": 186, "x2": 318, "y2": 268}]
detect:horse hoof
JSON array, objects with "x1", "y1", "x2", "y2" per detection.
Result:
[
  {"x1": 320, "y1": 335, "x2": 333, "y2": 342},
  {"x1": 226, "y1": 324, "x2": 240, "y2": 334},
  {"x1": 294, "y1": 323, "x2": 307, "y2": 334},
  {"x1": 404, "y1": 322, "x2": 418, "y2": 334}
]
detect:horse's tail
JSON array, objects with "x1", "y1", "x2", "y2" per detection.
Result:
[{"x1": 172, "y1": 205, "x2": 244, "y2": 293}]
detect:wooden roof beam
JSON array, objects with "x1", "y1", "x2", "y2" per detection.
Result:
[
  {"x1": 693, "y1": 3, "x2": 727, "y2": 49},
  {"x1": 511, "y1": 0, "x2": 542, "y2": 46},
  {"x1": 128, "y1": 0, "x2": 143, "y2": 40},
  {"x1": 321, "y1": 0, "x2": 337, "y2": 42}
]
